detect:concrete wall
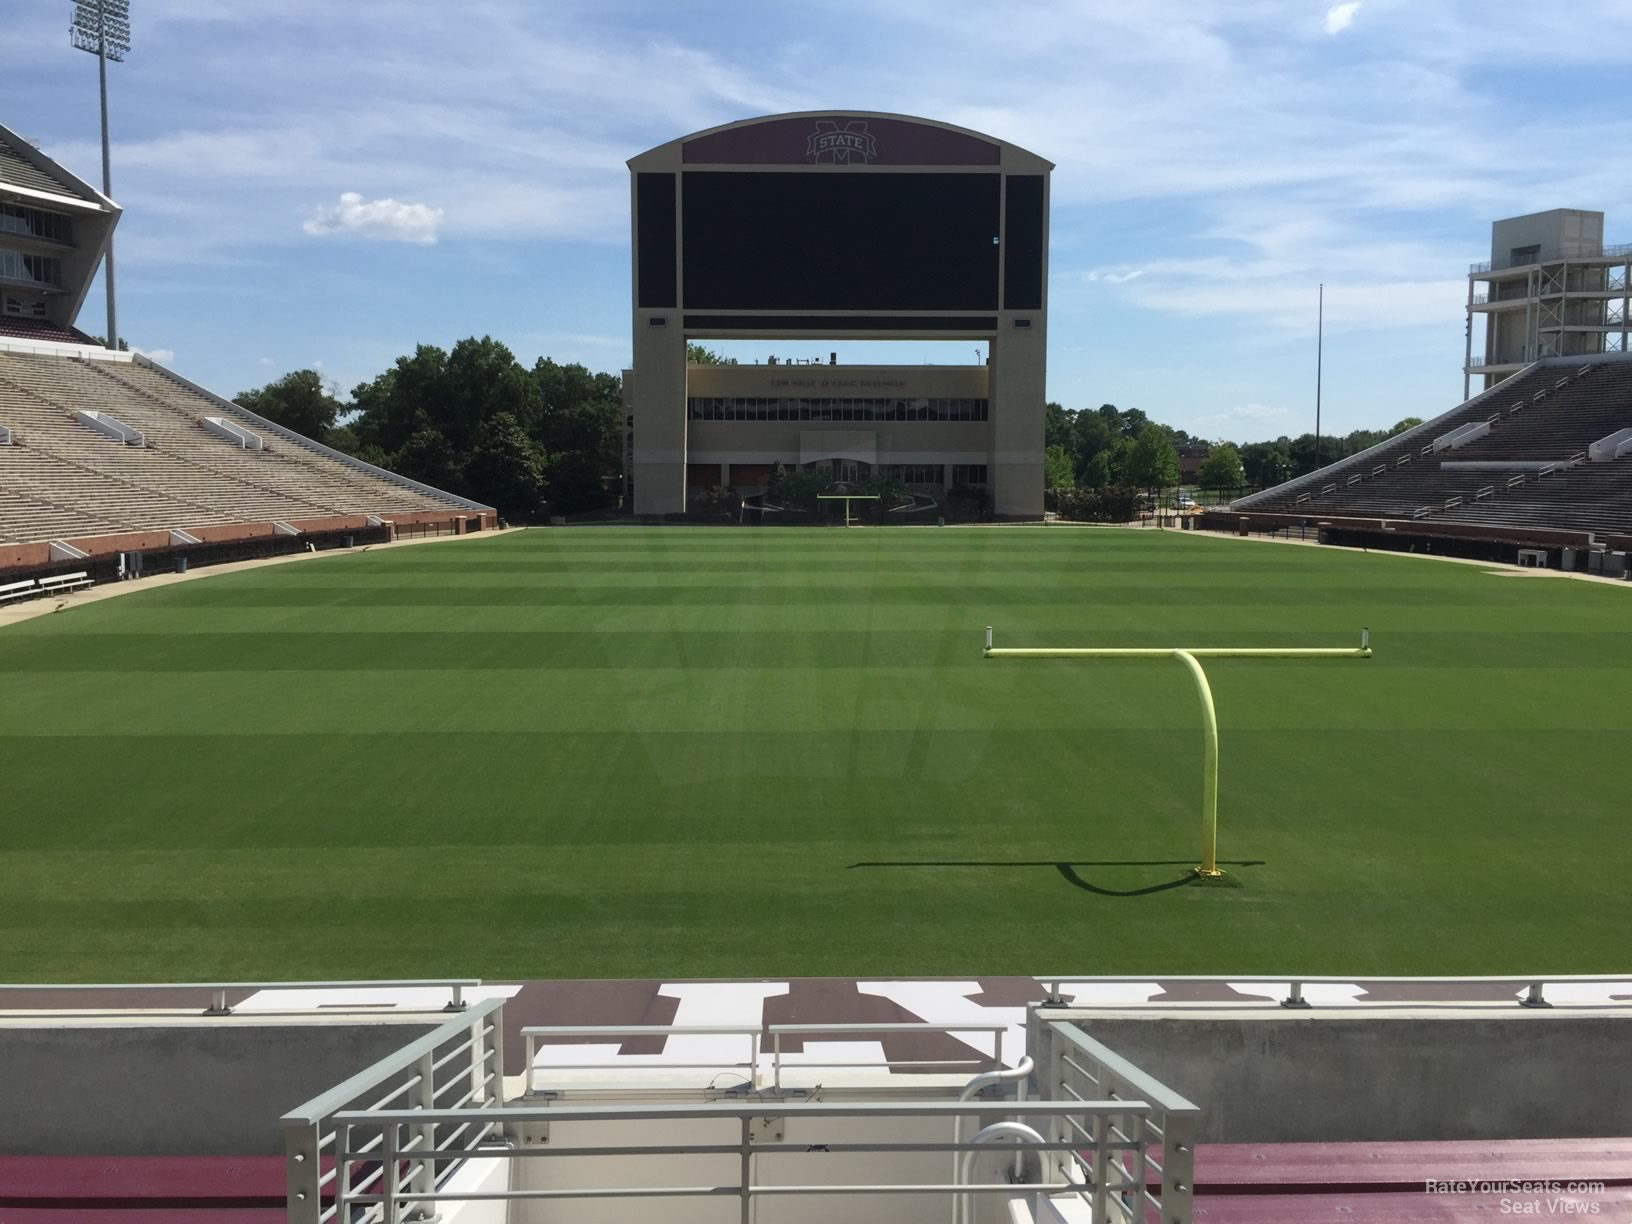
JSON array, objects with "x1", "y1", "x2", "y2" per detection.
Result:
[
  {"x1": 1069, "y1": 1010, "x2": 1632, "y2": 1144},
  {"x1": 0, "y1": 1018, "x2": 434, "y2": 1155},
  {"x1": 1492, "y1": 209, "x2": 1605, "y2": 265}
]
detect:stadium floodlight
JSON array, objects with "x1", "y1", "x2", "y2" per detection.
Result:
[
  {"x1": 982, "y1": 626, "x2": 1373, "y2": 880},
  {"x1": 69, "y1": 0, "x2": 130, "y2": 352}
]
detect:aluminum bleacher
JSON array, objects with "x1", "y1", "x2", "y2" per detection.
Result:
[
  {"x1": 0, "y1": 348, "x2": 491, "y2": 557},
  {"x1": 1236, "y1": 358, "x2": 1632, "y2": 539}
]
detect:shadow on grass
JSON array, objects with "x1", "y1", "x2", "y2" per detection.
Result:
[{"x1": 847, "y1": 859, "x2": 1266, "y2": 898}]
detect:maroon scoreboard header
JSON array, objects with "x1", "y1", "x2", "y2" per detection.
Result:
[{"x1": 682, "y1": 116, "x2": 1001, "y2": 167}]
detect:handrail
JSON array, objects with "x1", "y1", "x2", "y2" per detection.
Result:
[
  {"x1": 1034, "y1": 973, "x2": 1632, "y2": 1009},
  {"x1": 341, "y1": 1098, "x2": 1145, "y2": 1125},
  {"x1": 1042, "y1": 1023, "x2": 1200, "y2": 1116},
  {"x1": 282, "y1": 996, "x2": 506, "y2": 1126},
  {"x1": 523, "y1": 1021, "x2": 1014, "y2": 1094},
  {"x1": 0, "y1": 978, "x2": 481, "y2": 1016},
  {"x1": 957, "y1": 1122, "x2": 1050, "y2": 1224},
  {"x1": 955, "y1": 1056, "x2": 1035, "y2": 1187}
]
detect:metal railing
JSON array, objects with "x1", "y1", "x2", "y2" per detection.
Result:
[
  {"x1": 1033, "y1": 973, "x2": 1632, "y2": 1010},
  {"x1": 1032, "y1": 1018, "x2": 1199, "y2": 1224},
  {"x1": 0, "y1": 978, "x2": 480, "y2": 1015},
  {"x1": 523, "y1": 1021, "x2": 1010, "y2": 1094},
  {"x1": 297, "y1": 1097, "x2": 1164, "y2": 1224},
  {"x1": 282, "y1": 996, "x2": 507, "y2": 1224},
  {"x1": 1471, "y1": 243, "x2": 1632, "y2": 274}
]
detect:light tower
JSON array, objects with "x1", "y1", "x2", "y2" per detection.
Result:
[{"x1": 69, "y1": 0, "x2": 129, "y2": 351}]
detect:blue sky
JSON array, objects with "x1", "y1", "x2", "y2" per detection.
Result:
[{"x1": 6, "y1": 0, "x2": 1628, "y2": 442}]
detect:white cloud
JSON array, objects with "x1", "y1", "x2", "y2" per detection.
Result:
[
  {"x1": 1086, "y1": 269, "x2": 1145, "y2": 285},
  {"x1": 132, "y1": 346, "x2": 175, "y2": 364},
  {"x1": 1204, "y1": 402, "x2": 1293, "y2": 422},
  {"x1": 302, "y1": 192, "x2": 444, "y2": 245},
  {"x1": 257, "y1": 356, "x2": 274, "y2": 366},
  {"x1": 1324, "y1": 2, "x2": 1361, "y2": 34}
]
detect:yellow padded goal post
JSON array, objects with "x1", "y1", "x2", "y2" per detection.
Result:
[{"x1": 982, "y1": 627, "x2": 1372, "y2": 878}]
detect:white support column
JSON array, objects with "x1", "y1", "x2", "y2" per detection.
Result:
[{"x1": 1464, "y1": 276, "x2": 1474, "y2": 401}]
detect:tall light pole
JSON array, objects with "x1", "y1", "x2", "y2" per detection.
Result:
[
  {"x1": 1314, "y1": 283, "x2": 1324, "y2": 470},
  {"x1": 70, "y1": 0, "x2": 129, "y2": 351}
]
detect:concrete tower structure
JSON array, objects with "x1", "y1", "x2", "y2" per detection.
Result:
[{"x1": 1466, "y1": 209, "x2": 1631, "y2": 396}]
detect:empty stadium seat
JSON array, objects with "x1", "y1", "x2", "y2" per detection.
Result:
[
  {"x1": 0, "y1": 351, "x2": 473, "y2": 546},
  {"x1": 1242, "y1": 361, "x2": 1632, "y2": 537}
]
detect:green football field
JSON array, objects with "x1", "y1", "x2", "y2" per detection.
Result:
[{"x1": 0, "y1": 526, "x2": 1626, "y2": 983}]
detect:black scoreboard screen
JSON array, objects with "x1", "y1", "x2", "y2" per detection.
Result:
[{"x1": 680, "y1": 171, "x2": 1003, "y2": 312}]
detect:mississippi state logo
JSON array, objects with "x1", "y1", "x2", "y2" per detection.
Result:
[{"x1": 806, "y1": 119, "x2": 877, "y2": 164}]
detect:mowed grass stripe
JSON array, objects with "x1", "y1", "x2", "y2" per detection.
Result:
[{"x1": 0, "y1": 527, "x2": 1626, "y2": 980}]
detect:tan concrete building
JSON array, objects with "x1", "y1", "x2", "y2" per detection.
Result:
[
  {"x1": 625, "y1": 112, "x2": 1051, "y2": 518},
  {"x1": 1466, "y1": 209, "x2": 1631, "y2": 395},
  {"x1": 624, "y1": 359, "x2": 993, "y2": 496}
]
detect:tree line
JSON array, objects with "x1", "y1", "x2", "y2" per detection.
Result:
[
  {"x1": 1044, "y1": 401, "x2": 1424, "y2": 494},
  {"x1": 234, "y1": 337, "x2": 623, "y2": 522},
  {"x1": 233, "y1": 340, "x2": 1427, "y2": 520}
]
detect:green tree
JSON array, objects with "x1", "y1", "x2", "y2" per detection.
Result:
[
  {"x1": 687, "y1": 343, "x2": 725, "y2": 364},
  {"x1": 1044, "y1": 401, "x2": 1075, "y2": 451},
  {"x1": 1044, "y1": 444, "x2": 1075, "y2": 490},
  {"x1": 465, "y1": 412, "x2": 547, "y2": 521},
  {"x1": 393, "y1": 426, "x2": 465, "y2": 494},
  {"x1": 235, "y1": 369, "x2": 343, "y2": 442},
  {"x1": 1196, "y1": 443, "x2": 1245, "y2": 490},
  {"x1": 1082, "y1": 450, "x2": 1114, "y2": 489},
  {"x1": 1124, "y1": 423, "x2": 1180, "y2": 490},
  {"x1": 1072, "y1": 411, "x2": 1117, "y2": 483},
  {"x1": 1391, "y1": 417, "x2": 1423, "y2": 434},
  {"x1": 1238, "y1": 440, "x2": 1292, "y2": 488}
]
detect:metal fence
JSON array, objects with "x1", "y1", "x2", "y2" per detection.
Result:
[
  {"x1": 1032, "y1": 1018, "x2": 1199, "y2": 1224},
  {"x1": 1032, "y1": 973, "x2": 1632, "y2": 1010},
  {"x1": 0, "y1": 978, "x2": 479, "y2": 1015},
  {"x1": 282, "y1": 996, "x2": 507, "y2": 1224},
  {"x1": 522, "y1": 1021, "x2": 1009, "y2": 1094},
  {"x1": 284, "y1": 1007, "x2": 1201, "y2": 1224}
]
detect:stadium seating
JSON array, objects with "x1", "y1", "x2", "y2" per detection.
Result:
[
  {"x1": 1239, "y1": 360, "x2": 1632, "y2": 537},
  {"x1": 0, "y1": 350, "x2": 478, "y2": 549},
  {"x1": 0, "y1": 316, "x2": 91, "y2": 344}
]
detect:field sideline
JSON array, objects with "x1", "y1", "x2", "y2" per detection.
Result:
[{"x1": 0, "y1": 526, "x2": 1626, "y2": 982}]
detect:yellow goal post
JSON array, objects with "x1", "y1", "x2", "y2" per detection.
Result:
[{"x1": 982, "y1": 627, "x2": 1372, "y2": 878}]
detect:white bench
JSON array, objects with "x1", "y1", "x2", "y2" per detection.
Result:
[
  {"x1": 0, "y1": 578, "x2": 37, "y2": 604},
  {"x1": 36, "y1": 571, "x2": 92, "y2": 595}
]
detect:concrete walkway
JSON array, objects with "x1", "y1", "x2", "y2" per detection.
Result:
[{"x1": 0, "y1": 528, "x2": 520, "y2": 631}]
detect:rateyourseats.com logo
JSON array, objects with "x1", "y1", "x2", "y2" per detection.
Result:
[{"x1": 1426, "y1": 1180, "x2": 1607, "y2": 1215}]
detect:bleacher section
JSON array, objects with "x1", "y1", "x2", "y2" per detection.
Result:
[
  {"x1": 1236, "y1": 358, "x2": 1632, "y2": 540},
  {"x1": 0, "y1": 349, "x2": 492, "y2": 560}
]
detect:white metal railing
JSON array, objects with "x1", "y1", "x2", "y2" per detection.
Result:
[
  {"x1": 1032, "y1": 1018, "x2": 1199, "y2": 1224},
  {"x1": 0, "y1": 978, "x2": 480, "y2": 1016},
  {"x1": 300, "y1": 1098, "x2": 1162, "y2": 1224},
  {"x1": 1033, "y1": 974, "x2": 1632, "y2": 1010},
  {"x1": 523, "y1": 1021, "x2": 1010, "y2": 1094},
  {"x1": 282, "y1": 996, "x2": 508, "y2": 1224},
  {"x1": 1471, "y1": 243, "x2": 1632, "y2": 274}
]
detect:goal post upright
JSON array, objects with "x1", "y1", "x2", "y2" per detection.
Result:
[
  {"x1": 983, "y1": 626, "x2": 1372, "y2": 878},
  {"x1": 816, "y1": 493, "x2": 881, "y2": 528}
]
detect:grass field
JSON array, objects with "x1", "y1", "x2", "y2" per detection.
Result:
[{"x1": 1, "y1": 527, "x2": 1627, "y2": 983}]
